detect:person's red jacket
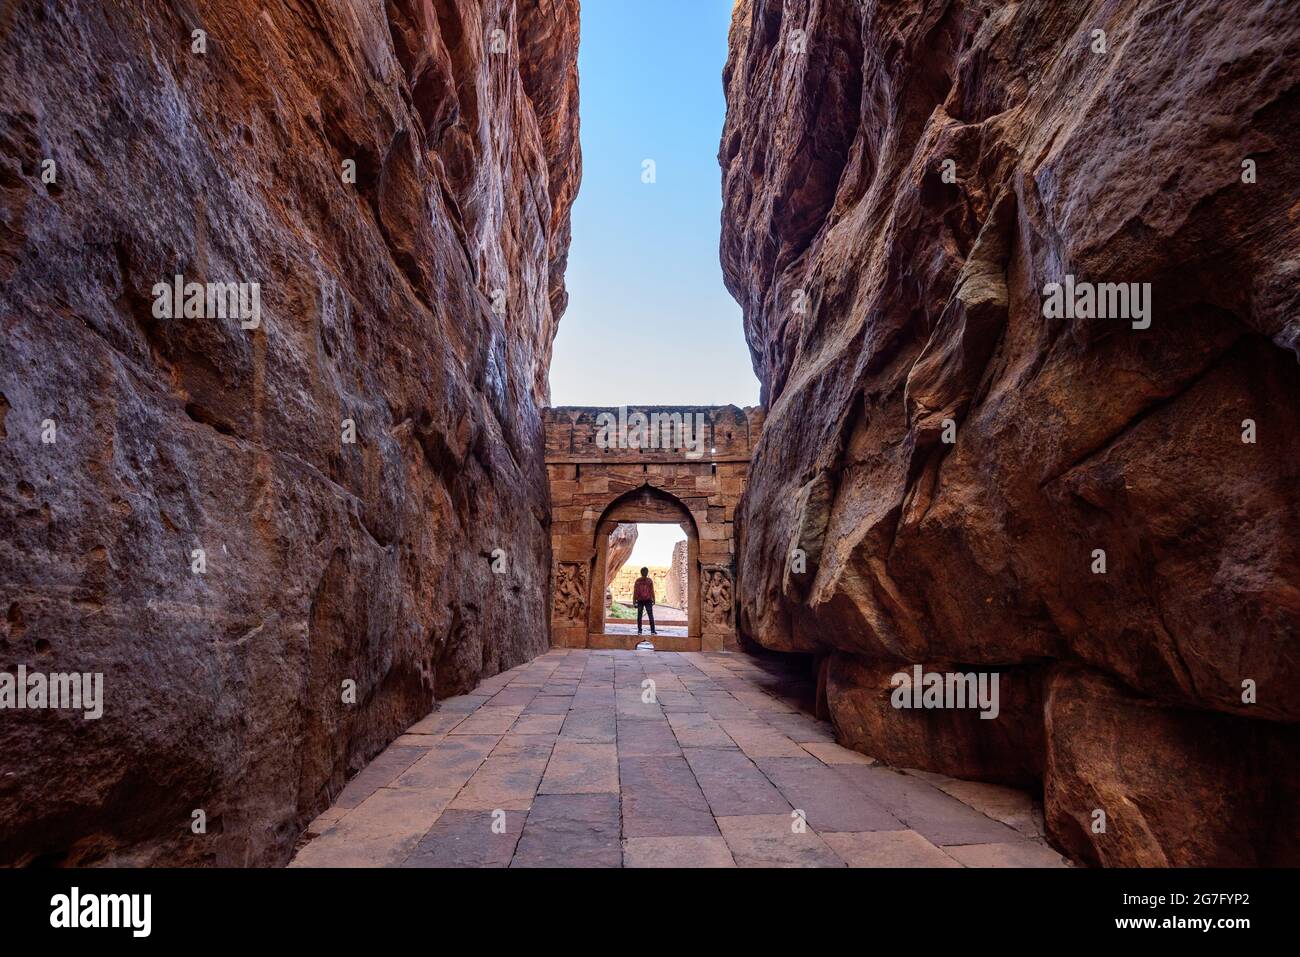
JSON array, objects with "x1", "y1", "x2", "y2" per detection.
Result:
[{"x1": 633, "y1": 576, "x2": 655, "y2": 603}]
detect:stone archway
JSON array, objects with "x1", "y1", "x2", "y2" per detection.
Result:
[
  {"x1": 586, "y1": 485, "x2": 701, "y2": 648},
  {"x1": 543, "y1": 404, "x2": 762, "y2": 651}
]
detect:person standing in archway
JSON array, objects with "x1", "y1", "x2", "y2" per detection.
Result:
[{"x1": 633, "y1": 567, "x2": 657, "y2": 636}]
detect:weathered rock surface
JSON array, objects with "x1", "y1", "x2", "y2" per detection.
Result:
[
  {"x1": 604, "y1": 522, "x2": 638, "y2": 604},
  {"x1": 666, "y1": 537, "x2": 689, "y2": 610},
  {"x1": 828, "y1": 655, "x2": 1045, "y2": 788},
  {"x1": 0, "y1": 0, "x2": 579, "y2": 866},
  {"x1": 721, "y1": 0, "x2": 1299, "y2": 865},
  {"x1": 1044, "y1": 667, "x2": 1300, "y2": 866}
]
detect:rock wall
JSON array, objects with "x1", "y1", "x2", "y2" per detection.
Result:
[
  {"x1": 609, "y1": 564, "x2": 671, "y2": 605},
  {"x1": 604, "y1": 522, "x2": 638, "y2": 605},
  {"x1": 721, "y1": 0, "x2": 1299, "y2": 865},
  {"x1": 666, "y1": 538, "x2": 689, "y2": 610},
  {"x1": 0, "y1": 0, "x2": 579, "y2": 866}
]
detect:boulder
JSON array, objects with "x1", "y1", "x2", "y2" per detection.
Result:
[{"x1": 721, "y1": 0, "x2": 1300, "y2": 864}]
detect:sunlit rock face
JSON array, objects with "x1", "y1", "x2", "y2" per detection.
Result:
[
  {"x1": 0, "y1": 0, "x2": 579, "y2": 866},
  {"x1": 604, "y1": 523, "x2": 639, "y2": 604},
  {"x1": 721, "y1": 0, "x2": 1299, "y2": 865}
]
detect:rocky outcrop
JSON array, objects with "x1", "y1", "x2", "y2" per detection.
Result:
[
  {"x1": 0, "y1": 0, "x2": 579, "y2": 866},
  {"x1": 1044, "y1": 667, "x2": 1299, "y2": 866},
  {"x1": 828, "y1": 657, "x2": 1045, "y2": 788},
  {"x1": 604, "y1": 522, "x2": 638, "y2": 606},
  {"x1": 666, "y1": 538, "x2": 689, "y2": 610},
  {"x1": 721, "y1": 0, "x2": 1299, "y2": 865}
]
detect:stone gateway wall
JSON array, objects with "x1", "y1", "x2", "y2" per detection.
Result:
[
  {"x1": 608, "y1": 565, "x2": 670, "y2": 606},
  {"x1": 720, "y1": 0, "x2": 1300, "y2": 865},
  {"x1": 544, "y1": 406, "x2": 763, "y2": 651},
  {"x1": 0, "y1": 0, "x2": 579, "y2": 867}
]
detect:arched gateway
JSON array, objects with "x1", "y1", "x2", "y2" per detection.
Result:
[{"x1": 544, "y1": 405, "x2": 764, "y2": 651}]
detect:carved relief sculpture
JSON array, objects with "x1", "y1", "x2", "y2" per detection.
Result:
[
  {"x1": 555, "y1": 562, "x2": 588, "y2": 622},
  {"x1": 702, "y1": 566, "x2": 733, "y2": 626}
]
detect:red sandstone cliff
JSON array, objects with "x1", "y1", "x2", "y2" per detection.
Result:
[
  {"x1": 721, "y1": 0, "x2": 1299, "y2": 865},
  {"x1": 604, "y1": 522, "x2": 638, "y2": 605},
  {"x1": 0, "y1": 0, "x2": 579, "y2": 865}
]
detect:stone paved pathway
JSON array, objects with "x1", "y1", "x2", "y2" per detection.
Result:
[
  {"x1": 290, "y1": 649, "x2": 1070, "y2": 868},
  {"x1": 603, "y1": 622, "x2": 688, "y2": 637}
]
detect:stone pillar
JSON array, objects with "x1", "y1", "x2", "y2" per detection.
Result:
[
  {"x1": 687, "y1": 534, "x2": 701, "y2": 639},
  {"x1": 700, "y1": 563, "x2": 735, "y2": 652},
  {"x1": 588, "y1": 519, "x2": 612, "y2": 637},
  {"x1": 665, "y1": 537, "x2": 689, "y2": 609}
]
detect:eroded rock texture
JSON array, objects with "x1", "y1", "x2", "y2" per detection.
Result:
[
  {"x1": 604, "y1": 522, "x2": 638, "y2": 604},
  {"x1": 666, "y1": 537, "x2": 689, "y2": 610},
  {"x1": 722, "y1": 0, "x2": 1299, "y2": 865},
  {"x1": 0, "y1": 0, "x2": 578, "y2": 865}
]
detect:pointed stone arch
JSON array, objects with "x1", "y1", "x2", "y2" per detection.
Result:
[
  {"x1": 586, "y1": 484, "x2": 701, "y2": 643},
  {"x1": 544, "y1": 404, "x2": 762, "y2": 651}
]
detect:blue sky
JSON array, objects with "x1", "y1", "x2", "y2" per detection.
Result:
[
  {"x1": 627, "y1": 521, "x2": 687, "y2": 568},
  {"x1": 547, "y1": 0, "x2": 760, "y2": 408}
]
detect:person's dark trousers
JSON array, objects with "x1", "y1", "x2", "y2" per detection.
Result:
[{"x1": 636, "y1": 600, "x2": 656, "y2": 634}]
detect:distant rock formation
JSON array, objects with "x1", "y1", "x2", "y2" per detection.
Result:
[
  {"x1": 721, "y1": 0, "x2": 1299, "y2": 865},
  {"x1": 604, "y1": 523, "x2": 638, "y2": 606},
  {"x1": 0, "y1": 0, "x2": 580, "y2": 866},
  {"x1": 665, "y1": 538, "x2": 689, "y2": 610}
]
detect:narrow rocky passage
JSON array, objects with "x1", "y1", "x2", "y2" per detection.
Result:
[{"x1": 291, "y1": 649, "x2": 1067, "y2": 868}]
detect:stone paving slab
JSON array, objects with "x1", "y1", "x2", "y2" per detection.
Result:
[
  {"x1": 559, "y1": 708, "x2": 617, "y2": 743},
  {"x1": 623, "y1": 836, "x2": 736, "y2": 868},
  {"x1": 538, "y1": 741, "x2": 619, "y2": 794},
  {"x1": 523, "y1": 695, "x2": 574, "y2": 715},
  {"x1": 407, "y1": 712, "x2": 466, "y2": 735},
  {"x1": 306, "y1": 805, "x2": 348, "y2": 834},
  {"x1": 620, "y1": 755, "x2": 718, "y2": 838},
  {"x1": 391, "y1": 735, "x2": 499, "y2": 790},
  {"x1": 801, "y1": 741, "x2": 876, "y2": 765},
  {"x1": 942, "y1": 841, "x2": 1070, "y2": 867},
  {"x1": 402, "y1": 809, "x2": 524, "y2": 868},
  {"x1": 911, "y1": 774, "x2": 1046, "y2": 838},
  {"x1": 616, "y1": 718, "x2": 683, "y2": 757},
  {"x1": 571, "y1": 688, "x2": 616, "y2": 710},
  {"x1": 439, "y1": 694, "x2": 490, "y2": 713},
  {"x1": 656, "y1": 691, "x2": 704, "y2": 712},
  {"x1": 334, "y1": 745, "x2": 428, "y2": 809},
  {"x1": 485, "y1": 687, "x2": 539, "y2": 709},
  {"x1": 833, "y1": 765, "x2": 1027, "y2": 847},
  {"x1": 450, "y1": 708, "x2": 520, "y2": 735},
  {"x1": 718, "y1": 719, "x2": 810, "y2": 759},
  {"x1": 511, "y1": 713, "x2": 566, "y2": 735},
  {"x1": 615, "y1": 689, "x2": 664, "y2": 720},
  {"x1": 683, "y1": 748, "x2": 792, "y2": 817},
  {"x1": 450, "y1": 753, "x2": 549, "y2": 811},
  {"x1": 667, "y1": 711, "x2": 736, "y2": 749},
  {"x1": 762, "y1": 712, "x2": 837, "y2": 742},
  {"x1": 512, "y1": 794, "x2": 622, "y2": 867},
  {"x1": 291, "y1": 649, "x2": 1070, "y2": 868},
  {"x1": 716, "y1": 814, "x2": 845, "y2": 868},
  {"x1": 490, "y1": 735, "x2": 557, "y2": 764},
  {"x1": 703, "y1": 700, "x2": 759, "y2": 720},
  {"x1": 822, "y1": 830, "x2": 962, "y2": 867},
  {"x1": 756, "y1": 757, "x2": 905, "y2": 833},
  {"x1": 291, "y1": 786, "x2": 452, "y2": 867}
]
